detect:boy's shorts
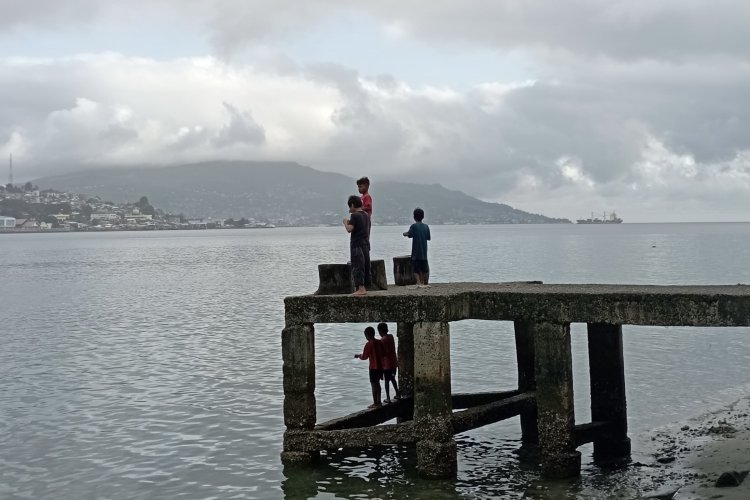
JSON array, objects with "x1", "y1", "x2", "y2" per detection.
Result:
[
  {"x1": 369, "y1": 368, "x2": 383, "y2": 384},
  {"x1": 383, "y1": 369, "x2": 397, "y2": 381},
  {"x1": 412, "y1": 259, "x2": 429, "y2": 275}
]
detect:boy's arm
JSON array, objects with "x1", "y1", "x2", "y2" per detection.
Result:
[
  {"x1": 403, "y1": 225, "x2": 412, "y2": 238},
  {"x1": 343, "y1": 218, "x2": 354, "y2": 233},
  {"x1": 355, "y1": 343, "x2": 370, "y2": 360},
  {"x1": 426, "y1": 226, "x2": 431, "y2": 240}
]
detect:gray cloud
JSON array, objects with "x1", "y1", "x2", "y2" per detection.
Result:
[
  {"x1": 2, "y1": 2, "x2": 750, "y2": 220},
  {"x1": 6, "y1": 2, "x2": 750, "y2": 62},
  {"x1": 212, "y1": 102, "x2": 266, "y2": 147}
]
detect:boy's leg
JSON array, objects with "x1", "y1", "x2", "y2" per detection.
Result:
[
  {"x1": 383, "y1": 371, "x2": 391, "y2": 401},
  {"x1": 368, "y1": 370, "x2": 382, "y2": 407},
  {"x1": 363, "y1": 246, "x2": 372, "y2": 287},
  {"x1": 420, "y1": 273, "x2": 430, "y2": 287},
  {"x1": 370, "y1": 381, "x2": 379, "y2": 406},
  {"x1": 351, "y1": 246, "x2": 366, "y2": 294}
]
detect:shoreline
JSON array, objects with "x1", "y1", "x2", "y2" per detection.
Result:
[{"x1": 637, "y1": 395, "x2": 750, "y2": 499}]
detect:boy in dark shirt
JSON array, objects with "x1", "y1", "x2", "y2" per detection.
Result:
[
  {"x1": 354, "y1": 326, "x2": 384, "y2": 408},
  {"x1": 377, "y1": 322, "x2": 400, "y2": 403},
  {"x1": 343, "y1": 195, "x2": 371, "y2": 295},
  {"x1": 403, "y1": 207, "x2": 431, "y2": 288}
]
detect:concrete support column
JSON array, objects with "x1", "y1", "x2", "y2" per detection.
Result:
[
  {"x1": 514, "y1": 320, "x2": 538, "y2": 444},
  {"x1": 587, "y1": 323, "x2": 631, "y2": 463},
  {"x1": 413, "y1": 321, "x2": 456, "y2": 478},
  {"x1": 281, "y1": 323, "x2": 319, "y2": 465},
  {"x1": 396, "y1": 322, "x2": 415, "y2": 398},
  {"x1": 534, "y1": 322, "x2": 581, "y2": 478}
]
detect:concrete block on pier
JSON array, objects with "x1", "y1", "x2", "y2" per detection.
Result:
[
  {"x1": 393, "y1": 255, "x2": 415, "y2": 286},
  {"x1": 315, "y1": 260, "x2": 388, "y2": 294}
]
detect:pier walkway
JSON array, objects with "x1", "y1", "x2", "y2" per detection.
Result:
[{"x1": 281, "y1": 282, "x2": 750, "y2": 478}]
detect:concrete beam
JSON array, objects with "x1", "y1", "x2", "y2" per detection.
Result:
[
  {"x1": 452, "y1": 392, "x2": 535, "y2": 434},
  {"x1": 286, "y1": 283, "x2": 750, "y2": 326}
]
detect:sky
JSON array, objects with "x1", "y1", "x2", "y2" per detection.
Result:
[{"x1": 2, "y1": 1, "x2": 750, "y2": 222}]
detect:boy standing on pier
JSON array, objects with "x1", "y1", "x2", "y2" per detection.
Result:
[
  {"x1": 357, "y1": 176, "x2": 373, "y2": 241},
  {"x1": 403, "y1": 207, "x2": 431, "y2": 288},
  {"x1": 357, "y1": 177, "x2": 372, "y2": 219},
  {"x1": 377, "y1": 323, "x2": 400, "y2": 403},
  {"x1": 354, "y1": 326, "x2": 384, "y2": 408},
  {"x1": 343, "y1": 195, "x2": 371, "y2": 296}
]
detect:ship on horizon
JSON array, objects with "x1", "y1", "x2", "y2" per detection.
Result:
[{"x1": 577, "y1": 211, "x2": 623, "y2": 224}]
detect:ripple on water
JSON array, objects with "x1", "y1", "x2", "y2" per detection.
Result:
[{"x1": 3, "y1": 227, "x2": 750, "y2": 498}]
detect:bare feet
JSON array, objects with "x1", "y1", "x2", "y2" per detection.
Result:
[
  {"x1": 352, "y1": 289, "x2": 367, "y2": 296},
  {"x1": 367, "y1": 403, "x2": 382, "y2": 409}
]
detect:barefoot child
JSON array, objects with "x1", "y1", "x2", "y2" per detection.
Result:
[
  {"x1": 377, "y1": 322, "x2": 401, "y2": 403},
  {"x1": 354, "y1": 326, "x2": 384, "y2": 408},
  {"x1": 343, "y1": 195, "x2": 371, "y2": 295}
]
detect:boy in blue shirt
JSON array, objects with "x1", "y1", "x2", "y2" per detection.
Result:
[{"x1": 403, "y1": 207, "x2": 431, "y2": 288}]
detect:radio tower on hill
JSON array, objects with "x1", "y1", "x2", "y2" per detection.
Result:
[{"x1": 8, "y1": 153, "x2": 13, "y2": 186}]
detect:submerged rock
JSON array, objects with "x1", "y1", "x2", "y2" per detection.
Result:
[
  {"x1": 640, "y1": 486, "x2": 680, "y2": 499},
  {"x1": 715, "y1": 470, "x2": 748, "y2": 487}
]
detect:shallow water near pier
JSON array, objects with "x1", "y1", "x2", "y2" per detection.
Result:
[{"x1": 2, "y1": 223, "x2": 750, "y2": 499}]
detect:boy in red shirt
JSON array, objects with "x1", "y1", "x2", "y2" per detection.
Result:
[
  {"x1": 357, "y1": 177, "x2": 372, "y2": 241},
  {"x1": 354, "y1": 326, "x2": 384, "y2": 408},
  {"x1": 357, "y1": 177, "x2": 372, "y2": 218},
  {"x1": 377, "y1": 322, "x2": 401, "y2": 403}
]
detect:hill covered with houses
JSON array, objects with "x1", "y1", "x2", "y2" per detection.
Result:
[{"x1": 0, "y1": 183, "x2": 268, "y2": 232}]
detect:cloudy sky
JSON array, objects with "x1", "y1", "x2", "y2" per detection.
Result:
[{"x1": 2, "y1": 1, "x2": 750, "y2": 221}]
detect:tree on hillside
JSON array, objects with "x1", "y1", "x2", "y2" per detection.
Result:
[
  {"x1": 41, "y1": 215, "x2": 59, "y2": 228},
  {"x1": 135, "y1": 196, "x2": 156, "y2": 216}
]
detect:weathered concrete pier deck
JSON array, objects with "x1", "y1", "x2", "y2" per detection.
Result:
[{"x1": 282, "y1": 282, "x2": 750, "y2": 478}]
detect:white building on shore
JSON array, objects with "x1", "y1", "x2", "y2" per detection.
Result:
[{"x1": 0, "y1": 216, "x2": 16, "y2": 230}]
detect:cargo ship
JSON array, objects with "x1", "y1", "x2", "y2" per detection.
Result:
[{"x1": 576, "y1": 211, "x2": 623, "y2": 224}]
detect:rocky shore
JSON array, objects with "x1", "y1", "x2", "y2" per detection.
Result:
[{"x1": 636, "y1": 395, "x2": 750, "y2": 499}]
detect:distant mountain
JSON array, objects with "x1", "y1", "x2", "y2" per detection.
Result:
[{"x1": 33, "y1": 161, "x2": 571, "y2": 225}]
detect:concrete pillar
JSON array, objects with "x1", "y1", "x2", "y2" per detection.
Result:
[
  {"x1": 587, "y1": 323, "x2": 631, "y2": 463},
  {"x1": 396, "y1": 322, "x2": 414, "y2": 423},
  {"x1": 534, "y1": 322, "x2": 581, "y2": 478},
  {"x1": 281, "y1": 323, "x2": 319, "y2": 465},
  {"x1": 413, "y1": 321, "x2": 456, "y2": 478},
  {"x1": 513, "y1": 321, "x2": 538, "y2": 444},
  {"x1": 396, "y1": 322, "x2": 415, "y2": 398}
]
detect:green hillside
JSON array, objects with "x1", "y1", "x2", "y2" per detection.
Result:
[{"x1": 34, "y1": 161, "x2": 571, "y2": 225}]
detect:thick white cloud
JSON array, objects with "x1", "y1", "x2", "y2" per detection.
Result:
[{"x1": 2, "y1": 1, "x2": 750, "y2": 221}]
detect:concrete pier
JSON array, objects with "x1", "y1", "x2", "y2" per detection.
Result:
[{"x1": 281, "y1": 282, "x2": 750, "y2": 478}]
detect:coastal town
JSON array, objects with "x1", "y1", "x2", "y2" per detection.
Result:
[{"x1": 0, "y1": 183, "x2": 275, "y2": 232}]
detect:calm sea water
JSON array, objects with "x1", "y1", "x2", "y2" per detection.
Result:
[{"x1": 2, "y1": 223, "x2": 750, "y2": 499}]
